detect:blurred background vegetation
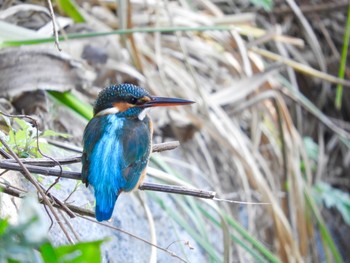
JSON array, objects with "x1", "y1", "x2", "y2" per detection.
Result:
[{"x1": 0, "y1": 0, "x2": 349, "y2": 262}]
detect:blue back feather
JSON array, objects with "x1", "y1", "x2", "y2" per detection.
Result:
[{"x1": 82, "y1": 114, "x2": 151, "y2": 221}]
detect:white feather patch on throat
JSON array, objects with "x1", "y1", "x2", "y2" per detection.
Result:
[
  {"x1": 138, "y1": 108, "x2": 150, "y2": 120},
  {"x1": 95, "y1": 107, "x2": 120, "y2": 117}
]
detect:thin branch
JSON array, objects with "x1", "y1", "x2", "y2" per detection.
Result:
[
  {"x1": 46, "y1": 140, "x2": 180, "y2": 154},
  {"x1": 45, "y1": 190, "x2": 76, "y2": 218},
  {"x1": 139, "y1": 182, "x2": 216, "y2": 199},
  {"x1": 0, "y1": 182, "x2": 187, "y2": 262},
  {"x1": 152, "y1": 141, "x2": 180, "y2": 153},
  {"x1": 2, "y1": 141, "x2": 180, "y2": 168},
  {"x1": 47, "y1": 139, "x2": 84, "y2": 153},
  {"x1": 0, "y1": 161, "x2": 80, "y2": 179},
  {"x1": 0, "y1": 148, "x2": 13, "y2": 159},
  {"x1": 46, "y1": 0, "x2": 62, "y2": 51},
  {"x1": 0, "y1": 136, "x2": 74, "y2": 244},
  {"x1": 4, "y1": 156, "x2": 82, "y2": 167},
  {"x1": 78, "y1": 215, "x2": 188, "y2": 263},
  {"x1": 0, "y1": 111, "x2": 64, "y2": 198},
  {"x1": 57, "y1": 209, "x2": 81, "y2": 242},
  {"x1": 0, "y1": 160, "x2": 216, "y2": 200},
  {"x1": 0, "y1": 182, "x2": 95, "y2": 218}
]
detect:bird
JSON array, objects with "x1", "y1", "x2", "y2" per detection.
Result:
[{"x1": 81, "y1": 83, "x2": 194, "y2": 221}]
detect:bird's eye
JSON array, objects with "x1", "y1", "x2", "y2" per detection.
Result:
[{"x1": 128, "y1": 97, "x2": 138, "y2": 104}]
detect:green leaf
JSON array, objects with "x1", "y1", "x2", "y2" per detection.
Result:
[
  {"x1": 8, "y1": 129, "x2": 16, "y2": 145},
  {"x1": 8, "y1": 259, "x2": 22, "y2": 263},
  {"x1": 41, "y1": 130, "x2": 71, "y2": 139},
  {"x1": 303, "y1": 137, "x2": 319, "y2": 161},
  {"x1": 55, "y1": 240, "x2": 104, "y2": 263},
  {"x1": 250, "y1": 0, "x2": 273, "y2": 11},
  {"x1": 57, "y1": 0, "x2": 85, "y2": 23},
  {"x1": 40, "y1": 242, "x2": 59, "y2": 263},
  {"x1": 14, "y1": 129, "x2": 27, "y2": 144},
  {"x1": 48, "y1": 91, "x2": 93, "y2": 121},
  {"x1": 14, "y1": 118, "x2": 30, "y2": 131},
  {"x1": 0, "y1": 218, "x2": 9, "y2": 235},
  {"x1": 314, "y1": 182, "x2": 350, "y2": 225}
]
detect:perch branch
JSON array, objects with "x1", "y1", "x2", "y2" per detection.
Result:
[
  {"x1": 4, "y1": 156, "x2": 82, "y2": 167},
  {"x1": 46, "y1": 140, "x2": 180, "y2": 154},
  {"x1": 2, "y1": 141, "x2": 181, "y2": 167},
  {"x1": 0, "y1": 160, "x2": 216, "y2": 200},
  {"x1": 138, "y1": 183, "x2": 216, "y2": 199}
]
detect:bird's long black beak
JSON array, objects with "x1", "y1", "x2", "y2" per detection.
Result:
[{"x1": 142, "y1": 96, "x2": 194, "y2": 108}]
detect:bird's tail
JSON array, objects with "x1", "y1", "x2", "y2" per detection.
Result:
[{"x1": 95, "y1": 190, "x2": 118, "y2": 222}]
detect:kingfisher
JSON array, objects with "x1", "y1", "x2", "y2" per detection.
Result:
[{"x1": 81, "y1": 83, "x2": 194, "y2": 221}]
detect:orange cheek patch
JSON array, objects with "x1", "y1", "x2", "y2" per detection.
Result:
[{"x1": 113, "y1": 102, "x2": 133, "y2": 112}]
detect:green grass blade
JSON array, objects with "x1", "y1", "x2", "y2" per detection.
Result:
[
  {"x1": 178, "y1": 197, "x2": 210, "y2": 242},
  {"x1": 199, "y1": 205, "x2": 271, "y2": 263},
  {"x1": 48, "y1": 91, "x2": 93, "y2": 120},
  {"x1": 150, "y1": 157, "x2": 279, "y2": 262},
  {"x1": 223, "y1": 213, "x2": 281, "y2": 263},
  {"x1": 0, "y1": 24, "x2": 282, "y2": 48},
  {"x1": 305, "y1": 189, "x2": 343, "y2": 263},
  {"x1": 149, "y1": 192, "x2": 222, "y2": 262},
  {"x1": 335, "y1": 2, "x2": 350, "y2": 109},
  {"x1": 57, "y1": 0, "x2": 85, "y2": 23},
  {"x1": 250, "y1": 0, "x2": 273, "y2": 11},
  {"x1": 0, "y1": 26, "x2": 232, "y2": 47}
]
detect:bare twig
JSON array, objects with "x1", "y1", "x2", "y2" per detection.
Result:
[
  {"x1": 45, "y1": 190, "x2": 76, "y2": 218},
  {"x1": 4, "y1": 156, "x2": 82, "y2": 167},
  {"x1": 46, "y1": 0, "x2": 62, "y2": 51},
  {"x1": 64, "y1": 181, "x2": 81, "y2": 202},
  {"x1": 0, "y1": 148, "x2": 13, "y2": 159},
  {"x1": 152, "y1": 141, "x2": 180, "y2": 153},
  {"x1": 0, "y1": 136, "x2": 74, "y2": 243},
  {"x1": 78, "y1": 215, "x2": 188, "y2": 263},
  {"x1": 139, "y1": 182, "x2": 216, "y2": 199},
  {"x1": 0, "y1": 182, "x2": 95, "y2": 218},
  {"x1": 57, "y1": 209, "x2": 81, "y2": 242},
  {"x1": 0, "y1": 111, "x2": 64, "y2": 197},
  {"x1": 0, "y1": 161, "x2": 80, "y2": 179},
  {"x1": 2, "y1": 141, "x2": 180, "y2": 167},
  {"x1": 47, "y1": 139, "x2": 83, "y2": 153},
  {"x1": 0, "y1": 182, "x2": 24, "y2": 197},
  {"x1": 166, "y1": 240, "x2": 194, "y2": 250},
  {"x1": 0, "y1": 182, "x2": 187, "y2": 262}
]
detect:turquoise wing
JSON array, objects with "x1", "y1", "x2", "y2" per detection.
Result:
[{"x1": 120, "y1": 118, "x2": 152, "y2": 191}]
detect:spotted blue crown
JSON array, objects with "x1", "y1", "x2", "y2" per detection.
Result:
[{"x1": 94, "y1": 83, "x2": 150, "y2": 116}]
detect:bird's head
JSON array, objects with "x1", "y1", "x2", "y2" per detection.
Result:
[{"x1": 94, "y1": 83, "x2": 194, "y2": 119}]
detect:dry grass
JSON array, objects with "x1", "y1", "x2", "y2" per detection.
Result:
[{"x1": 0, "y1": 0, "x2": 349, "y2": 262}]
